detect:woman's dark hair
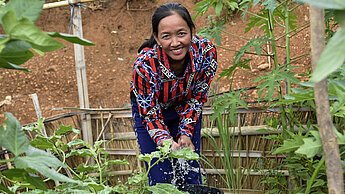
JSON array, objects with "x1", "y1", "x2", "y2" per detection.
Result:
[{"x1": 138, "y1": 3, "x2": 195, "y2": 53}]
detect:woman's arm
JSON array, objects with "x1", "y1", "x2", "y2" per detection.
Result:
[
  {"x1": 177, "y1": 41, "x2": 218, "y2": 140},
  {"x1": 131, "y1": 53, "x2": 173, "y2": 146}
]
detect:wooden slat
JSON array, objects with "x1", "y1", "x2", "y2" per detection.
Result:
[
  {"x1": 102, "y1": 149, "x2": 285, "y2": 158},
  {"x1": 102, "y1": 124, "x2": 313, "y2": 140},
  {"x1": 104, "y1": 132, "x2": 136, "y2": 140},
  {"x1": 202, "y1": 150, "x2": 285, "y2": 158},
  {"x1": 205, "y1": 169, "x2": 289, "y2": 176},
  {"x1": 201, "y1": 124, "x2": 312, "y2": 136},
  {"x1": 88, "y1": 169, "x2": 289, "y2": 177},
  {"x1": 89, "y1": 170, "x2": 133, "y2": 177},
  {"x1": 54, "y1": 106, "x2": 312, "y2": 119},
  {"x1": 104, "y1": 149, "x2": 137, "y2": 156}
]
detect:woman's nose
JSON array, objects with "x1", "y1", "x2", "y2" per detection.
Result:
[{"x1": 171, "y1": 36, "x2": 179, "y2": 46}]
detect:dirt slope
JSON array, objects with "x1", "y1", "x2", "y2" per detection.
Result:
[{"x1": 0, "y1": 0, "x2": 310, "y2": 124}]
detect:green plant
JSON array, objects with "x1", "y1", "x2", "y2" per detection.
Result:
[
  {"x1": 128, "y1": 140, "x2": 199, "y2": 194},
  {"x1": 194, "y1": 0, "x2": 345, "y2": 192},
  {"x1": 1, "y1": 113, "x2": 201, "y2": 193},
  {"x1": 254, "y1": 158, "x2": 290, "y2": 193},
  {"x1": 202, "y1": 90, "x2": 251, "y2": 192},
  {"x1": 193, "y1": 0, "x2": 238, "y2": 20},
  {"x1": 0, "y1": 0, "x2": 94, "y2": 72},
  {"x1": 300, "y1": 0, "x2": 345, "y2": 83},
  {"x1": 0, "y1": 113, "x2": 77, "y2": 193}
]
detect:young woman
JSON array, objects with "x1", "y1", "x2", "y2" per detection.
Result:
[{"x1": 130, "y1": 2, "x2": 217, "y2": 186}]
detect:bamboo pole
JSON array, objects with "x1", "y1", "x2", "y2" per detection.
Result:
[
  {"x1": 43, "y1": 0, "x2": 97, "y2": 9},
  {"x1": 310, "y1": 7, "x2": 344, "y2": 194},
  {"x1": 72, "y1": 5, "x2": 94, "y2": 147}
]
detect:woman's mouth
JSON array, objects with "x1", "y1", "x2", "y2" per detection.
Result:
[{"x1": 171, "y1": 48, "x2": 183, "y2": 55}]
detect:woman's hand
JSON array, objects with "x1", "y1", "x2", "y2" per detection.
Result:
[
  {"x1": 160, "y1": 139, "x2": 180, "y2": 151},
  {"x1": 178, "y1": 135, "x2": 195, "y2": 151}
]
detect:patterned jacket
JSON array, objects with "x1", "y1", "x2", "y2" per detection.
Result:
[{"x1": 130, "y1": 35, "x2": 217, "y2": 146}]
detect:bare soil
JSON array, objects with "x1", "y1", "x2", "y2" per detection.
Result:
[{"x1": 0, "y1": 0, "x2": 310, "y2": 124}]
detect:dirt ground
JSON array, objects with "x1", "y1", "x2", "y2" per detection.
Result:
[{"x1": 0, "y1": 0, "x2": 310, "y2": 124}]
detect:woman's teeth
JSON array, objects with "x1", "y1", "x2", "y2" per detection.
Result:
[{"x1": 172, "y1": 48, "x2": 182, "y2": 53}]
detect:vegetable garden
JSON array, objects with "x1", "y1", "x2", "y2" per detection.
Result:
[{"x1": 1, "y1": 0, "x2": 345, "y2": 193}]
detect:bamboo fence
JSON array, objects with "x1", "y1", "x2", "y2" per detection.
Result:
[{"x1": 0, "y1": 105, "x2": 315, "y2": 191}]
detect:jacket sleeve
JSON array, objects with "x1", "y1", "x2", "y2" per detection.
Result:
[
  {"x1": 131, "y1": 53, "x2": 172, "y2": 146},
  {"x1": 177, "y1": 41, "x2": 218, "y2": 138}
]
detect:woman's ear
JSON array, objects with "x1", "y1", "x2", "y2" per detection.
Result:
[
  {"x1": 153, "y1": 33, "x2": 161, "y2": 46},
  {"x1": 192, "y1": 26, "x2": 196, "y2": 36}
]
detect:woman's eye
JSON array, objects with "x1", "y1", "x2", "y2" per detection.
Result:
[
  {"x1": 178, "y1": 32, "x2": 187, "y2": 36},
  {"x1": 161, "y1": 35, "x2": 170, "y2": 39}
]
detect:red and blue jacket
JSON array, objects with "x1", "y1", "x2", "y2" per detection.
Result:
[{"x1": 130, "y1": 35, "x2": 217, "y2": 146}]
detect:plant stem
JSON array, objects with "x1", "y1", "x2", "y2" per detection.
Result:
[
  {"x1": 276, "y1": 0, "x2": 289, "y2": 9},
  {"x1": 267, "y1": 12, "x2": 279, "y2": 69},
  {"x1": 146, "y1": 155, "x2": 168, "y2": 177},
  {"x1": 276, "y1": 22, "x2": 310, "y2": 41},
  {"x1": 220, "y1": 30, "x2": 247, "y2": 40},
  {"x1": 267, "y1": 9, "x2": 288, "y2": 134},
  {"x1": 291, "y1": 53, "x2": 310, "y2": 61},
  {"x1": 61, "y1": 149, "x2": 82, "y2": 180},
  {"x1": 239, "y1": 8, "x2": 268, "y2": 20},
  {"x1": 229, "y1": 69, "x2": 238, "y2": 91},
  {"x1": 289, "y1": 4, "x2": 301, "y2": 12},
  {"x1": 94, "y1": 154, "x2": 103, "y2": 185},
  {"x1": 285, "y1": 0, "x2": 291, "y2": 95},
  {"x1": 216, "y1": 44, "x2": 272, "y2": 56},
  {"x1": 305, "y1": 156, "x2": 325, "y2": 194},
  {"x1": 0, "y1": 173, "x2": 16, "y2": 184},
  {"x1": 0, "y1": 158, "x2": 14, "y2": 163}
]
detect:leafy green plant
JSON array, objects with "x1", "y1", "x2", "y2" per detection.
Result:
[
  {"x1": 254, "y1": 158, "x2": 290, "y2": 193},
  {"x1": 194, "y1": 0, "x2": 345, "y2": 192},
  {"x1": 128, "y1": 140, "x2": 199, "y2": 194},
  {"x1": 202, "y1": 90, "x2": 251, "y2": 192},
  {"x1": 299, "y1": 0, "x2": 345, "y2": 82},
  {"x1": 0, "y1": 0, "x2": 94, "y2": 72},
  {"x1": 0, "y1": 113, "x2": 76, "y2": 193},
  {"x1": 193, "y1": 0, "x2": 238, "y2": 20},
  {"x1": 1, "y1": 113, "x2": 201, "y2": 193}
]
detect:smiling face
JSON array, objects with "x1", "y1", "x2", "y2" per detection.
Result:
[{"x1": 154, "y1": 13, "x2": 192, "y2": 67}]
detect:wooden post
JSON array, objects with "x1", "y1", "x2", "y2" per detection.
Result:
[
  {"x1": 72, "y1": 6, "x2": 93, "y2": 147},
  {"x1": 30, "y1": 94, "x2": 60, "y2": 186},
  {"x1": 310, "y1": 7, "x2": 344, "y2": 194},
  {"x1": 31, "y1": 94, "x2": 48, "y2": 137}
]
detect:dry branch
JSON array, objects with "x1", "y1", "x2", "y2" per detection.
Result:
[{"x1": 310, "y1": 7, "x2": 344, "y2": 194}]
